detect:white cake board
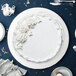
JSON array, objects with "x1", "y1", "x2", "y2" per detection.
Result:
[{"x1": 8, "y1": 8, "x2": 69, "y2": 69}]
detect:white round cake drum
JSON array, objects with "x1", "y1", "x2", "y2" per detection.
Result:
[{"x1": 8, "y1": 8, "x2": 69, "y2": 69}]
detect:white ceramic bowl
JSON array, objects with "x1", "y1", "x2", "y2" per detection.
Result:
[{"x1": 51, "y1": 67, "x2": 73, "y2": 76}]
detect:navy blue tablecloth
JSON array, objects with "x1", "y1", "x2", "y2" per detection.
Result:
[{"x1": 0, "y1": 0, "x2": 76, "y2": 76}]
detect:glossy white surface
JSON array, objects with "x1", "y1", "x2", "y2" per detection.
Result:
[
  {"x1": 51, "y1": 67, "x2": 73, "y2": 76},
  {"x1": 0, "y1": 23, "x2": 5, "y2": 41}
]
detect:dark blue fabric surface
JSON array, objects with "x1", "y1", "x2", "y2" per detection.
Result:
[{"x1": 0, "y1": 0, "x2": 76, "y2": 76}]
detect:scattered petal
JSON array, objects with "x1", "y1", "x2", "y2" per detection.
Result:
[
  {"x1": 24, "y1": 3, "x2": 27, "y2": 7},
  {"x1": 27, "y1": 0, "x2": 30, "y2": 4},
  {"x1": 1, "y1": 47, "x2": 8, "y2": 54},
  {"x1": 5, "y1": 47, "x2": 8, "y2": 49},
  {"x1": 19, "y1": 2, "x2": 21, "y2": 5},
  {"x1": 4, "y1": 51, "x2": 8, "y2": 54},
  {"x1": 40, "y1": 4, "x2": 43, "y2": 6},
  {"x1": 42, "y1": 70, "x2": 45, "y2": 72}
]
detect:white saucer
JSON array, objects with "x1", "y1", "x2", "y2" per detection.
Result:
[
  {"x1": 8, "y1": 8, "x2": 69, "y2": 69},
  {"x1": 51, "y1": 67, "x2": 73, "y2": 76},
  {"x1": 0, "y1": 23, "x2": 5, "y2": 41}
]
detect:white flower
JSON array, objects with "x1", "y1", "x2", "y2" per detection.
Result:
[{"x1": 1, "y1": 3, "x2": 15, "y2": 16}]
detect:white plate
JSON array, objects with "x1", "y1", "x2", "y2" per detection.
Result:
[{"x1": 8, "y1": 8, "x2": 69, "y2": 69}]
